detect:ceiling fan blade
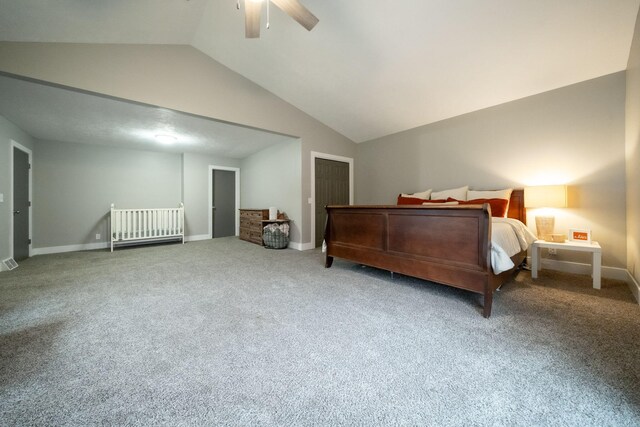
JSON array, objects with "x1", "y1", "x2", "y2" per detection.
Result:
[
  {"x1": 244, "y1": 0, "x2": 261, "y2": 38},
  {"x1": 271, "y1": 0, "x2": 319, "y2": 31}
]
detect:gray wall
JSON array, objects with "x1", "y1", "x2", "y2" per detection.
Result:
[
  {"x1": 627, "y1": 8, "x2": 640, "y2": 283},
  {"x1": 241, "y1": 140, "x2": 302, "y2": 244},
  {"x1": 357, "y1": 73, "x2": 627, "y2": 268},
  {"x1": 34, "y1": 139, "x2": 182, "y2": 248},
  {"x1": 0, "y1": 115, "x2": 35, "y2": 268},
  {"x1": 0, "y1": 42, "x2": 357, "y2": 247},
  {"x1": 182, "y1": 152, "x2": 241, "y2": 238}
]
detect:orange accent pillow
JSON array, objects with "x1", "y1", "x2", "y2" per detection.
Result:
[
  {"x1": 447, "y1": 198, "x2": 509, "y2": 217},
  {"x1": 398, "y1": 195, "x2": 427, "y2": 205},
  {"x1": 397, "y1": 195, "x2": 446, "y2": 205}
]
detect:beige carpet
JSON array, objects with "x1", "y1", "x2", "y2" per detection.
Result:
[{"x1": 1, "y1": 237, "x2": 639, "y2": 426}]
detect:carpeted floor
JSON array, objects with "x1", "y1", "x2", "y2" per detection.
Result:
[{"x1": 1, "y1": 237, "x2": 639, "y2": 426}]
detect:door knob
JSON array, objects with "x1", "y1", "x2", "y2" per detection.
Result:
[{"x1": 13, "y1": 210, "x2": 20, "y2": 215}]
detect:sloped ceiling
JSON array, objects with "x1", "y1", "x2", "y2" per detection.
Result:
[{"x1": 1, "y1": 0, "x2": 639, "y2": 142}]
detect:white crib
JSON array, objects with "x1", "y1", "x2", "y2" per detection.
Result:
[{"x1": 110, "y1": 203, "x2": 185, "y2": 252}]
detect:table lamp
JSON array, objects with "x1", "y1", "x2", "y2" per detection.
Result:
[{"x1": 524, "y1": 185, "x2": 568, "y2": 241}]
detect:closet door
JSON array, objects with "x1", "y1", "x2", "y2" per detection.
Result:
[
  {"x1": 212, "y1": 169, "x2": 236, "y2": 238},
  {"x1": 13, "y1": 147, "x2": 30, "y2": 261},
  {"x1": 315, "y1": 158, "x2": 349, "y2": 248}
]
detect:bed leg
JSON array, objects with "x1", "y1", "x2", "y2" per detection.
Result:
[
  {"x1": 325, "y1": 255, "x2": 333, "y2": 268},
  {"x1": 483, "y1": 291, "x2": 493, "y2": 318}
]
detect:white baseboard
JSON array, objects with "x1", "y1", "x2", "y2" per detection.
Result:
[
  {"x1": 626, "y1": 271, "x2": 640, "y2": 304},
  {"x1": 543, "y1": 258, "x2": 629, "y2": 281},
  {"x1": 526, "y1": 256, "x2": 639, "y2": 303},
  {"x1": 291, "y1": 241, "x2": 315, "y2": 251},
  {"x1": 33, "y1": 242, "x2": 109, "y2": 255},
  {"x1": 185, "y1": 234, "x2": 210, "y2": 242},
  {"x1": 288, "y1": 241, "x2": 315, "y2": 251},
  {"x1": 526, "y1": 256, "x2": 627, "y2": 280},
  {"x1": 33, "y1": 235, "x2": 199, "y2": 255}
]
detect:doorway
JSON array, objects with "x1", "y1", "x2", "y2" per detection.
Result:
[
  {"x1": 313, "y1": 156, "x2": 352, "y2": 248},
  {"x1": 208, "y1": 166, "x2": 240, "y2": 239},
  {"x1": 11, "y1": 142, "x2": 32, "y2": 261},
  {"x1": 212, "y1": 169, "x2": 236, "y2": 238}
]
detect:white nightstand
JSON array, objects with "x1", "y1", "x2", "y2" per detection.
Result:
[{"x1": 531, "y1": 240, "x2": 602, "y2": 289}]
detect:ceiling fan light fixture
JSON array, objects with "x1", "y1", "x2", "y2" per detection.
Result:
[
  {"x1": 239, "y1": 0, "x2": 318, "y2": 38},
  {"x1": 155, "y1": 134, "x2": 177, "y2": 144}
]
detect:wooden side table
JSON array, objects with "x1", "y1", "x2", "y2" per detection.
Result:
[{"x1": 531, "y1": 240, "x2": 602, "y2": 289}]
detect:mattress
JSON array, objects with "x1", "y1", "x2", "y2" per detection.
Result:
[{"x1": 491, "y1": 217, "x2": 537, "y2": 274}]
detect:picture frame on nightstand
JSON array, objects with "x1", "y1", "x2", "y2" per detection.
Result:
[{"x1": 569, "y1": 228, "x2": 591, "y2": 243}]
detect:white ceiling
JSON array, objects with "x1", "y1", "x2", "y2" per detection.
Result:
[
  {"x1": 0, "y1": 75, "x2": 295, "y2": 158},
  {"x1": 1, "y1": 0, "x2": 639, "y2": 143}
]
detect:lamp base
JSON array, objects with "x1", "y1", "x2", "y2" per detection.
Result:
[{"x1": 535, "y1": 215, "x2": 555, "y2": 241}]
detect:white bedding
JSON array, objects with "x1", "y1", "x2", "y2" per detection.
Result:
[{"x1": 491, "y1": 217, "x2": 537, "y2": 274}]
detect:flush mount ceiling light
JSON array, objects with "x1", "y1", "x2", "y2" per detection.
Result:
[
  {"x1": 236, "y1": 0, "x2": 319, "y2": 38},
  {"x1": 155, "y1": 134, "x2": 178, "y2": 144}
]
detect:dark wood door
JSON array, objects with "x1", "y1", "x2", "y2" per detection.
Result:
[
  {"x1": 212, "y1": 169, "x2": 236, "y2": 238},
  {"x1": 13, "y1": 147, "x2": 30, "y2": 261},
  {"x1": 315, "y1": 158, "x2": 349, "y2": 248}
]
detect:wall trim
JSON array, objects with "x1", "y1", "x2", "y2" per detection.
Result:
[
  {"x1": 626, "y1": 271, "x2": 640, "y2": 304},
  {"x1": 527, "y1": 256, "x2": 629, "y2": 280},
  {"x1": 33, "y1": 242, "x2": 109, "y2": 255},
  {"x1": 33, "y1": 236, "x2": 208, "y2": 255},
  {"x1": 309, "y1": 151, "x2": 354, "y2": 251},
  {"x1": 185, "y1": 234, "x2": 210, "y2": 242},
  {"x1": 288, "y1": 241, "x2": 314, "y2": 251},
  {"x1": 527, "y1": 256, "x2": 639, "y2": 302}
]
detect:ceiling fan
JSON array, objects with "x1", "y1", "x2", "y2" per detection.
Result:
[{"x1": 237, "y1": 0, "x2": 319, "y2": 38}]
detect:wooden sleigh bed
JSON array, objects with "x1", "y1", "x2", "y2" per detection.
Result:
[{"x1": 324, "y1": 190, "x2": 526, "y2": 318}]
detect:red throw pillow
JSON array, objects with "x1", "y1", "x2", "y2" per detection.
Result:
[
  {"x1": 447, "y1": 198, "x2": 509, "y2": 217},
  {"x1": 397, "y1": 195, "x2": 429, "y2": 205},
  {"x1": 397, "y1": 195, "x2": 448, "y2": 205}
]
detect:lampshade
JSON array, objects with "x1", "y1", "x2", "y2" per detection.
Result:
[{"x1": 524, "y1": 185, "x2": 568, "y2": 208}]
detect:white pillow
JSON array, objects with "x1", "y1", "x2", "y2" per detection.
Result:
[
  {"x1": 401, "y1": 189, "x2": 432, "y2": 199},
  {"x1": 467, "y1": 188, "x2": 513, "y2": 201},
  {"x1": 431, "y1": 186, "x2": 468, "y2": 201}
]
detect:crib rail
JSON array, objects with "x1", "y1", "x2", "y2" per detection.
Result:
[{"x1": 110, "y1": 203, "x2": 185, "y2": 252}]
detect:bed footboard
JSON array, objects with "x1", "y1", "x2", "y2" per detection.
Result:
[{"x1": 324, "y1": 204, "x2": 502, "y2": 317}]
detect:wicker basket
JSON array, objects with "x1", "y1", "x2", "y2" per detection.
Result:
[{"x1": 263, "y1": 228, "x2": 289, "y2": 249}]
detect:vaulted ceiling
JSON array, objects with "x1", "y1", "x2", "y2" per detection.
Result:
[{"x1": 1, "y1": 0, "x2": 639, "y2": 143}]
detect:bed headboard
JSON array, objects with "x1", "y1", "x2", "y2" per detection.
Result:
[{"x1": 507, "y1": 189, "x2": 526, "y2": 224}]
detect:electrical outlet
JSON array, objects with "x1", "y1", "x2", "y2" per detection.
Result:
[
  {"x1": 96, "y1": 233, "x2": 101, "y2": 240},
  {"x1": 548, "y1": 248, "x2": 557, "y2": 255}
]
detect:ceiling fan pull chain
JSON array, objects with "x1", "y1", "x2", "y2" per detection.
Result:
[{"x1": 266, "y1": 0, "x2": 270, "y2": 29}]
